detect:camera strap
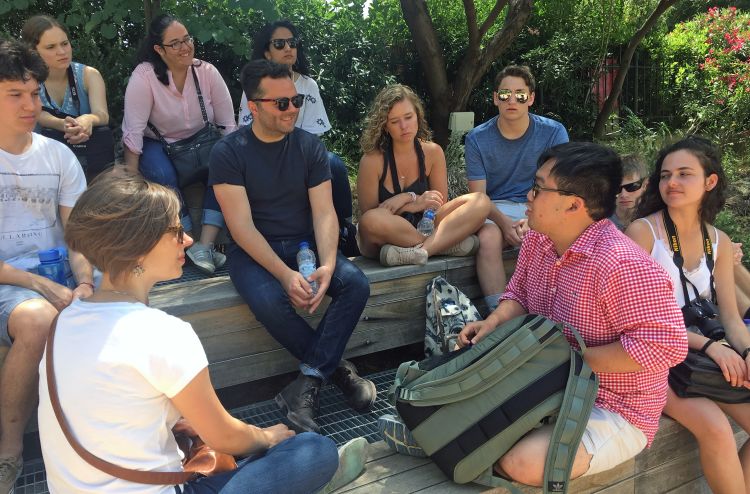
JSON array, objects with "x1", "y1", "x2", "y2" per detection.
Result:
[
  {"x1": 662, "y1": 210, "x2": 717, "y2": 304},
  {"x1": 40, "y1": 65, "x2": 81, "y2": 117}
]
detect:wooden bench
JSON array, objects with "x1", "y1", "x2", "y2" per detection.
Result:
[{"x1": 149, "y1": 253, "x2": 516, "y2": 389}]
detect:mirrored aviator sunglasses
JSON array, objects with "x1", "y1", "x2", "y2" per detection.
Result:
[
  {"x1": 496, "y1": 90, "x2": 530, "y2": 104},
  {"x1": 620, "y1": 179, "x2": 644, "y2": 193},
  {"x1": 271, "y1": 37, "x2": 299, "y2": 49},
  {"x1": 251, "y1": 94, "x2": 305, "y2": 111}
]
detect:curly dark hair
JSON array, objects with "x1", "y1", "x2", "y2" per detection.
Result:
[
  {"x1": 635, "y1": 135, "x2": 726, "y2": 224},
  {"x1": 135, "y1": 13, "x2": 199, "y2": 86},
  {"x1": 250, "y1": 20, "x2": 310, "y2": 76},
  {"x1": 0, "y1": 39, "x2": 48, "y2": 83}
]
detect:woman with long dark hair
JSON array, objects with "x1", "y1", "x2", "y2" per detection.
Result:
[
  {"x1": 626, "y1": 136, "x2": 750, "y2": 494},
  {"x1": 121, "y1": 14, "x2": 236, "y2": 274}
]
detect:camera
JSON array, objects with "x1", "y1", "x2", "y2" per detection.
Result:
[{"x1": 682, "y1": 298, "x2": 725, "y2": 341}]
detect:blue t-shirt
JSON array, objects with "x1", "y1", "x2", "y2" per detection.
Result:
[
  {"x1": 208, "y1": 126, "x2": 331, "y2": 241},
  {"x1": 465, "y1": 113, "x2": 569, "y2": 202},
  {"x1": 39, "y1": 62, "x2": 92, "y2": 118}
]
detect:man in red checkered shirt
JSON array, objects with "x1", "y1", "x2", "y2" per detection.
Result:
[{"x1": 459, "y1": 142, "x2": 687, "y2": 485}]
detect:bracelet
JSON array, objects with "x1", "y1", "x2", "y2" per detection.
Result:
[
  {"x1": 742, "y1": 347, "x2": 750, "y2": 360},
  {"x1": 699, "y1": 339, "x2": 715, "y2": 354},
  {"x1": 407, "y1": 191, "x2": 417, "y2": 203},
  {"x1": 77, "y1": 281, "x2": 95, "y2": 290}
]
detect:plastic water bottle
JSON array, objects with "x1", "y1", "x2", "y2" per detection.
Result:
[
  {"x1": 297, "y1": 242, "x2": 319, "y2": 295},
  {"x1": 37, "y1": 248, "x2": 67, "y2": 286},
  {"x1": 417, "y1": 209, "x2": 436, "y2": 237}
]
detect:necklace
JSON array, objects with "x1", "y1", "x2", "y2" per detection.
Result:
[{"x1": 97, "y1": 289, "x2": 146, "y2": 305}]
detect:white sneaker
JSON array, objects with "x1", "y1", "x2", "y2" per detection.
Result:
[
  {"x1": 379, "y1": 244, "x2": 428, "y2": 266},
  {"x1": 318, "y1": 437, "x2": 368, "y2": 493},
  {"x1": 186, "y1": 243, "x2": 216, "y2": 274},
  {"x1": 439, "y1": 235, "x2": 480, "y2": 257},
  {"x1": 0, "y1": 456, "x2": 22, "y2": 494}
]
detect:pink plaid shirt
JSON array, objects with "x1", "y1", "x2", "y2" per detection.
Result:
[{"x1": 502, "y1": 220, "x2": 687, "y2": 445}]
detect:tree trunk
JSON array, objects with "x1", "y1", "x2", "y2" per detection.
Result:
[
  {"x1": 144, "y1": 0, "x2": 160, "y2": 27},
  {"x1": 592, "y1": 0, "x2": 678, "y2": 139}
]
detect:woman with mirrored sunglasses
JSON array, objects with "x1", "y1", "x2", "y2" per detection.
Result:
[
  {"x1": 237, "y1": 20, "x2": 358, "y2": 254},
  {"x1": 121, "y1": 13, "x2": 237, "y2": 275},
  {"x1": 626, "y1": 136, "x2": 750, "y2": 494}
]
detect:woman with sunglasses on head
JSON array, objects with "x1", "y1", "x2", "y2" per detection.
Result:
[
  {"x1": 21, "y1": 15, "x2": 111, "y2": 179},
  {"x1": 37, "y1": 172, "x2": 338, "y2": 494},
  {"x1": 626, "y1": 136, "x2": 750, "y2": 494},
  {"x1": 357, "y1": 84, "x2": 490, "y2": 266},
  {"x1": 237, "y1": 20, "x2": 357, "y2": 254},
  {"x1": 121, "y1": 13, "x2": 236, "y2": 275}
]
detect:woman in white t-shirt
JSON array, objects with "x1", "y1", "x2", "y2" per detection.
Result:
[
  {"x1": 238, "y1": 20, "x2": 357, "y2": 254},
  {"x1": 37, "y1": 173, "x2": 338, "y2": 494}
]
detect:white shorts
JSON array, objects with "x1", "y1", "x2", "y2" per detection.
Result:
[
  {"x1": 580, "y1": 407, "x2": 647, "y2": 476},
  {"x1": 486, "y1": 200, "x2": 528, "y2": 224}
]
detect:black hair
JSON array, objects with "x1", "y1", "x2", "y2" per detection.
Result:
[
  {"x1": 240, "y1": 59, "x2": 292, "y2": 99},
  {"x1": 537, "y1": 141, "x2": 622, "y2": 221},
  {"x1": 21, "y1": 15, "x2": 69, "y2": 48},
  {"x1": 135, "y1": 13, "x2": 185, "y2": 86},
  {"x1": 250, "y1": 20, "x2": 310, "y2": 76},
  {"x1": 0, "y1": 39, "x2": 48, "y2": 83},
  {"x1": 635, "y1": 135, "x2": 726, "y2": 224},
  {"x1": 494, "y1": 65, "x2": 536, "y2": 92}
]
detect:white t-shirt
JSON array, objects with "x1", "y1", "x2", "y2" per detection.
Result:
[
  {"x1": 238, "y1": 74, "x2": 331, "y2": 135},
  {"x1": 38, "y1": 299, "x2": 209, "y2": 494},
  {"x1": 0, "y1": 133, "x2": 86, "y2": 271}
]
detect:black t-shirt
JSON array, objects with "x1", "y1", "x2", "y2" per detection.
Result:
[{"x1": 209, "y1": 126, "x2": 331, "y2": 241}]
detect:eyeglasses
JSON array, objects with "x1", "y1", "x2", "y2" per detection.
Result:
[
  {"x1": 250, "y1": 94, "x2": 305, "y2": 111},
  {"x1": 619, "y1": 179, "x2": 644, "y2": 193},
  {"x1": 165, "y1": 225, "x2": 185, "y2": 244},
  {"x1": 162, "y1": 36, "x2": 194, "y2": 51},
  {"x1": 270, "y1": 37, "x2": 299, "y2": 50},
  {"x1": 496, "y1": 89, "x2": 530, "y2": 104},
  {"x1": 530, "y1": 183, "x2": 580, "y2": 199}
]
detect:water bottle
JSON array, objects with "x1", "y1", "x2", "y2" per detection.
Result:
[
  {"x1": 37, "y1": 248, "x2": 67, "y2": 286},
  {"x1": 417, "y1": 209, "x2": 436, "y2": 237},
  {"x1": 297, "y1": 242, "x2": 319, "y2": 295}
]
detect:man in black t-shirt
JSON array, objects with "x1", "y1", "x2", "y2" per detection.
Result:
[{"x1": 210, "y1": 60, "x2": 375, "y2": 433}]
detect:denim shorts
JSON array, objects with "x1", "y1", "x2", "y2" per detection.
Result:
[
  {"x1": 485, "y1": 200, "x2": 528, "y2": 224},
  {"x1": 580, "y1": 406, "x2": 647, "y2": 476},
  {"x1": 0, "y1": 284, "x2": 45, "y2": 347}
]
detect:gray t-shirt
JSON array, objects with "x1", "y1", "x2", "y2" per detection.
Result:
[
  {"x1": 465, "y1": 113, "x2": 568, "y2": 202},
  {"x1": 209, "y1": 126, "x2": 331, "y2": 241}
]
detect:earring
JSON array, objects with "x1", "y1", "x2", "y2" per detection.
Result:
[{"x1": 132, "y1": 264, "x2": 145, "y2": 277}]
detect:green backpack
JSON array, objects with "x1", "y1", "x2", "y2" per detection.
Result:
[{"x1": 390, "y1": 314, "x2": 599, "y2": 493}]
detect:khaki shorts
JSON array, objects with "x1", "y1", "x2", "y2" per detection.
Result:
[{"x1": 581, "y1": 407, "x2": 647, "y2": 476}]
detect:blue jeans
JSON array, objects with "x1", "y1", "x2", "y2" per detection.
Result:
[
  {"x1": 328, "y1": 152, "x2": 352, "y2": 222},
  {"x1": 180, "y1": 432, "x2": 337, "y2": 493},
  {"x1": 228, "y1": 237, "x2": 369, "y2": 379},
  {"x1": 140, "y1": 137, "x2": 224, "y2": 232}
]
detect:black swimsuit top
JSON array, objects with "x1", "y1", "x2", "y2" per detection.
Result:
[{"x1": 377, "y1": 138, "x2": 429, "y2": 203}]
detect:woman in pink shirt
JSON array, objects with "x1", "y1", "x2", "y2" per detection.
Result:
[{"x1": 121, "y1": 13, "x2": 236, "y2": 275}]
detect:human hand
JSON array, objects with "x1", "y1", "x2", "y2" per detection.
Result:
[
  {"x1": 32, "y1": 276, "x2": 73, "y2": 311},
  {"x1": 378, "y1": 194, "x2": 409, "y2": 214},
  {"x1": 514, "y1": 218, "x2": 529, "y2": 240},
  {"x1": 282, "y1": 269, "x2": 315, "y2": 309},
  {"x1": 71, "y1": 282, "x2": 94, "y2": 300},
  {"x1": 732, "y1": 243, "x2": 743, "y2": 266},
  {"x1": 458, "y1": 320, "x2": 494, "y2": 348},
  {"x1": 262, "y1": 423, "x2": 295, "y2": 449},
  {"x1": 63, "y1": 117, "x2": 89, "y2": 145},
  {"x1": 306, "y1": 264, "x2": 333, "y2": 314},
  {"x1": 417, "y1": 190, "x2": 444, "y2": 212},
  {"x1": 705, "y1": 342, "x2": 747, "y2": 387},
  {"x1": 497, "y1": 215, "x2": 522, "y2": 247}
]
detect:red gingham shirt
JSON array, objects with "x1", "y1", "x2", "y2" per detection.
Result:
[{"x1": 502, "y1": 220, "x2": 687, "y2": 445}]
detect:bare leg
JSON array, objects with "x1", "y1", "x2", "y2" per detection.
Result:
[
  {"x1": 476, "y1": 223, "x2": 506, "y2": 297},
  {"x1": 664, "y1": 389, "x2": 746, "y2": 494},
  {"x1": 735, "y1": 264, "x2": 750, "y2": 318},
  {"x1": 420, "y1": 192, "x2": 490, "y2": 255},
  {"x1": 0, "y1": 299, "x2": 57, "y2": 458},
  {"x1": 199, "y1": 224, "x2": 221, "y2": 246},
  {"x1": 718, "y1": 401, "x2": 750, "y2": 493},
  {"x1": 358, "y1": 208, "x2": 424, "y2": 258}
]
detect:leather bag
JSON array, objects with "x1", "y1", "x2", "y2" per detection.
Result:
[
  {"x1": 46, "y1": 315, "x2": 237, "y2": 484},
  {"x1": 669, "y1": 348, "x2": 750, "y2": 404}
]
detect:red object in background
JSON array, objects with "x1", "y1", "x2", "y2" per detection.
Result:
[{"x1": 594, "y1": 56, "x2": 619, "y2": 111}]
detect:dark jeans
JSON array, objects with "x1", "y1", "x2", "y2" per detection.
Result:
[
  {"x1": 179, "y1": 432, "x2": 337, "y2": 493},
  {"x1": 328, "y1": 151, "x2": 352, "y2": 222},
  {"x1": 228, "y1": 237, "x2": 369, "y2": 379},
  {"x1": 140, "y1": 137, "x2": 224, "y2": 231}
]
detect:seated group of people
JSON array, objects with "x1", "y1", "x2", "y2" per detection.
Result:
[{"x1": 0, "y1": 11, "x2": 749, "y2": 494}]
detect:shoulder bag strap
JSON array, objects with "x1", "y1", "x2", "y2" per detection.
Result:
[{"x1": 45, "y1": 316, "x2": 195, "y2": 485}]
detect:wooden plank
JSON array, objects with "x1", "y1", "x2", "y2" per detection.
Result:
[
  {"x1": 332, "y1": 447, "x2": 433, "y2": 493},
  {"x1": 663, "y1": 476, "x2": 710, "y2": 494}
]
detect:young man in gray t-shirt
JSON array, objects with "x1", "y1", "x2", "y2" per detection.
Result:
[{"x1": 465, "y1": 65, "x2": 568, "y2": 310}]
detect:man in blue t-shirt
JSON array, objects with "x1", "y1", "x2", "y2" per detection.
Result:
[
  {"x1": 465, "y1": 65, "x2": 568, "y2": 310},
  {"x1": 210, "y1": 60, "x2": 375, "y2": 433}
]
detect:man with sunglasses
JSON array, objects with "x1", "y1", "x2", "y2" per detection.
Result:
[
  {"x1": 459, "y1": 142, "x2": 686, "y2": 486},
  {"x1": 210, "y1": 60, "x2": 375, "y2": 434},
  {"x1": 465, "y1": 65, "x2": 569, "y2": 311},
  {"x1": 0, "y1": 40, "x2": 94, "y2": 492},
  {"x1": 609, "y1": 154, "x2": 648, "y2": 231}
]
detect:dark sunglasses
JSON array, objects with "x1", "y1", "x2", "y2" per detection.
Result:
[
  {"x1": 166, "y1": 225, "x2": 185, "y2": 244},
  {"x1": 270, "y1": 37, "x2": 299, "y2": 50},
  {"x1": 250, "y1": 94, "x2": 305, "y2": 111},
  {"x1": 530, "y1": 183, "x2": 580, "y2": 199},
  {"x1": 620, "y1": 179, "x2": 644, "y2": 193},
  {"x1": 496, "y1": 89, "x2": 530, "y2": 104}
]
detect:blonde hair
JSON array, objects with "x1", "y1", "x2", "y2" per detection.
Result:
[
  {"x1": 359, "y1": 84, "x2": 432, "y2": 154},
  {"x1": 64, "y1": 171, "x2": 181, "y2": 281}
]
